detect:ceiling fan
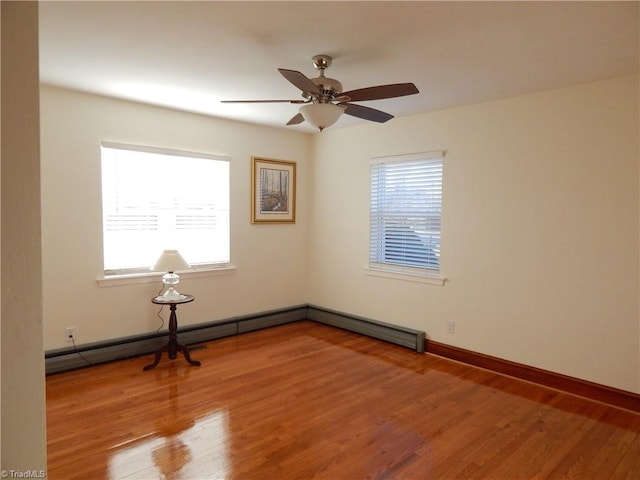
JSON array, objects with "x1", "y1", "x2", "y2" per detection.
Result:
[{"x1": 221, "y1": 54, "x2": 419, "y2": 131}]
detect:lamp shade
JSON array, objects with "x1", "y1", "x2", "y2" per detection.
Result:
[
  {"x1": 300, "y1": 103, "x2": 344, "y2": 131},
  {"x1": 151, "y1": 249, "x2": 190, "y2": 272}
]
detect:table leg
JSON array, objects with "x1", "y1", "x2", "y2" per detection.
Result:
[
  {"x1": 143, "y1": 302, "x2": 201, "y2": 370},
  {"x1": 177, "y1": 343, "x2": 201, "y2": 367},
  {"x1": 167, "y1": 304, "x2": 178, "y2": 359},
  {"x1": 143, "y1": 347, "x2": 165, "y2": 371}
]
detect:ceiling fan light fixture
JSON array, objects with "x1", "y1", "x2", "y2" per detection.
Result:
[
  {"x1": 223, "y1": 55, "x2": 418, "y2": 128},
  {"x1": 300, "y1": 103, "x2": 344, "y2": 131}
]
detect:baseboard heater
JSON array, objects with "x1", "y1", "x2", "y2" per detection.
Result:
[
  {"x1": 44, "y1": 305, "x2": 425, "y2": 374},
  {"x1": 306, "y1": 305, "x2": 425, "y2": 353},
  {"x1": 45, "y1": 305, "x2": 308, "y2": 374}
]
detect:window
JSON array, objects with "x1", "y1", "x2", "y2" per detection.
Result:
[
  {"x1": 369, "y1": 151, "x2": 443, "y2": 277},
  {"x1": 101, "y1": 143, "x2": 230, "y2": 275}
]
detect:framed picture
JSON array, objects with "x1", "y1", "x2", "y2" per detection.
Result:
[{"x1": 251, "y1": 157, "x2": 296, "y2": 223}]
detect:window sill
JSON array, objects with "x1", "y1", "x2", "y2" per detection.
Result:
[
  {"x1": 97, "y1": 265, "x2": 236, "y2": 287},
  {"x1": 364, "y1": 266, "x2": 446, "y2": 286}
]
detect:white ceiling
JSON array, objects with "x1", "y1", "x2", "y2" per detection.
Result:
[{"x1": 39, "y1": 1, "x2": 639, "y2": 133}]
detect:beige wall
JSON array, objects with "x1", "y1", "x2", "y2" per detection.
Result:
[
  {"x1": 40, "y1": 86, "x2": 311, "y2": 349},
  {"x1": 308, "y1": 75, "x2": 639, "y2": 393},
  {"x1": 41, "y1": 75, "x2": 639, "y2": 396},
  {"x1": 1, "y1": 0, "x2": 47, "y2": 470}
]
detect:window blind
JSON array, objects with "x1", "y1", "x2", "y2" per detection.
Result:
[
  {"x1": 370, "y1": 151, "x2": 443, "y2": 274},
  {"x1": 101, "y1": 143, "x2": 230, "y2": 274}
]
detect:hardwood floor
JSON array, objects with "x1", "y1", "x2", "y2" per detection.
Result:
[{"x1": 46, "y1": 321, "x2": 640, "y2": 479}]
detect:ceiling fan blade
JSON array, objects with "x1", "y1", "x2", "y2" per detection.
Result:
[
  {"x1": 340, "y1": 103, "x2": 393, "y2": 123},
  {"x1": 221, "y1": 99, "x2": 307, "y2": 104},
  {"x1": 278, "y1": 68, "x2": 321, "y2": 96},
  {"x1": 286, "y1": 113, "x2": 305, "y2": 125},
  {"x1": 341, "y1": 83, "x2": 419, "y2": 102}
]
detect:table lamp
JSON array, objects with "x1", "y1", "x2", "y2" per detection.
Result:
[{"x1": 151, "y1": 249, "x2": 190, "y2": 301}]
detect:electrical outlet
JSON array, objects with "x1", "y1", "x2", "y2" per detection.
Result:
[
  {"x1": 447, "y1": 321, "x2": 455, "y2": 334},
  {"x1": 65, "y1": 326, "x2": 76, "y2": 343}
]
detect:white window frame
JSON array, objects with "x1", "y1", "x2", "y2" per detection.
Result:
[
  {"x1": 100, "y1": 142, "x2": 231, "y2": 279},
  {"x1": 366, "y1": 150, "x2": 446, "y2": 286}
]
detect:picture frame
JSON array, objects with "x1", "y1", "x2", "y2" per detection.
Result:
[{"x1": 251, "y1": 157, "x2": 296, "y2": 223}]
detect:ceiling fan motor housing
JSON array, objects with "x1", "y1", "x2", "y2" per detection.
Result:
[
  {"x1": 310, "y1": 55, "x2": 342, "y2": 102},
  {"x1": 311, "y1": 76, "x2": 343, "y2": 102}
]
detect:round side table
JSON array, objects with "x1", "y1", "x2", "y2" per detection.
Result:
[{"x1": 143, "y1": 294, "x2": 201, "y2": 371}]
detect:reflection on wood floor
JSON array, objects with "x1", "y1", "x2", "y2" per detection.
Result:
[{"x1": 46, "y1": 321, "x2": 640, "y2": 479}]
